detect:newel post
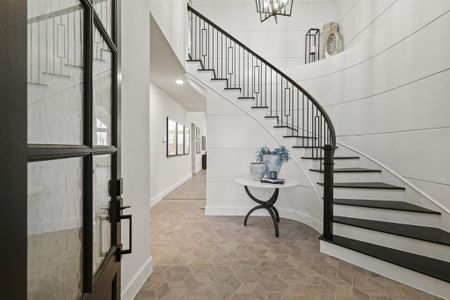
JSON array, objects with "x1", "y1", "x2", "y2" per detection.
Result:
[{"x1": 323, "y1": 144, "x2": 335, "y2": 240}]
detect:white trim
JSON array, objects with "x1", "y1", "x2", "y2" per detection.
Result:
[
  {"x1": 121, "y1": 256, "x2": 153, "y2": 300},
  {"x1": 204, "y1": 206, "x2": 322, "y2": 233},
  {"x1": 337, "y1": 141, "x2": 450, "y2": 216},
  {"x1": 320, "y1": 240, "x2": 450, "y2": 300},
  {"x1": 150, "y1": 173, "x2": 192, "y2": 207}
]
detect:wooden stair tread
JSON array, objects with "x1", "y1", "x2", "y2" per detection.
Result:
[
  {"x1": 311, "y1": 167, "x2": 381, "y2": 173},
  {"x1": 274, "y1": 125, "x2": 297, "y2": 130},
  {"x1": 293, "y1": 146, "x2": 327, "y2": 149},
  {"x1": 321, "y1": 235, "x2": 450, "y2": 283},
  {"x1": 284, "y1": 135, "x2": 317, "y2": 139},
  {"x1": 333, "y1": 216, "x2": 450, "y2": 246},
  {"x1": 333, "y1": 199, "x2": 440, "y2": 214},
  {"x1": 318, "y1": 182, "x2": 405, "y2": 190},
  {"x1": 294, "y1": 146, "x2": 339, "y2": 149},
  {"x1": 302, "y1": 156, "x2": 359, "y2": 160}
]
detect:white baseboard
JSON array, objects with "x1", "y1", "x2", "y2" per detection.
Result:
[
  {"x1": 121, "y1": 256, "x2": 153, "y2": 300},
  {"x1": 320, "y1": 241, "x2": 450, "y2": 300},
  {"x1": 150, "y1": 173, "x2": 192, "y2": 207},
  {"x1": 204, "y1": 206, "x2": 322, "y2": 233}
]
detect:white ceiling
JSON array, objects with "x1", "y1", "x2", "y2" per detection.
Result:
[{"x1": 150, "y1": 15, "x2": 206, "y2": 112}]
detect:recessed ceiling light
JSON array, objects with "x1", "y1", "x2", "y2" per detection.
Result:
[{"x1": 176, "y1": 79, "x2": 184, "y2": 85}]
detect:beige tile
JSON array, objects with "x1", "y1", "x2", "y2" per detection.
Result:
[{"x1": 135, "y1": 171, "x2": 441, "y2": 300}]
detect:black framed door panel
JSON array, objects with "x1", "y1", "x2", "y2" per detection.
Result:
[
  {"x1": 0, "y1": 0, "x2": 124, "y2": 299},
  {"x1": 0, "y1": 0, "x2": 28, "y2": 299}
]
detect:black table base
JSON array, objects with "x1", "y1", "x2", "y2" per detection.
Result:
[{"x1": 243, "y1": 186, "x2": 280, "y2": 237}]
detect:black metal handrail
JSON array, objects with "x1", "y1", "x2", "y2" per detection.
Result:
[
  {"x1": 188, "y1": 5, "x2": 336, "y2": 149},
  {"x1": 188, "y1": 4, "x2": 336, "y2": 239}
]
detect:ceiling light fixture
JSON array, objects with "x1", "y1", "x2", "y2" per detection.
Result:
[
  {"x1": 255, "y1": 0, "x2": 293, "y2": 23},
  {"x1": 176, "y1": 79, "x2": 184, "y2": 85}
]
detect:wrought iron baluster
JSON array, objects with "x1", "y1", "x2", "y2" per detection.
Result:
[
  {"x1": 37, "y1": 22, "x2": 41, "y2": 83},
  {"x1": 29, "y1": 23, "x2": 32, "y2": 83},
  {"x1": 280, "y1": 77, "x2": 283, "y2": 125}
]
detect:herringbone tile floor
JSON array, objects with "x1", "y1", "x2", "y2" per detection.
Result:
[{"x1": 135, "y1": 172, "x2": 440, "y2": 300}]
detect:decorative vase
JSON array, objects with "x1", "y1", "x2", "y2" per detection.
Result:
[
  {"x1": 250, "y1": 162, "x2": 266, "y2": 180},
  {"x1": 263, "y1": 154, "x2": 282, "y2": 178}
]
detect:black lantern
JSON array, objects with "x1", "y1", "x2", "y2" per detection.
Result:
[
  {"x1": 255, "y1": 0, "x2": 294, "y2": 23},
  {"x1": 305, "y1": 28, "x2": 320, "y2": 64}
]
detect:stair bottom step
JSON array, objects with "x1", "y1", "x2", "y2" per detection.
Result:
[{"x1": 321, "y1": 235, "x2": 450, "y2": 283}]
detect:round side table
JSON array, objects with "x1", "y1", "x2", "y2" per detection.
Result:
[{"x1": 235, "y1": 177, "x2": 300, "y2": 237}]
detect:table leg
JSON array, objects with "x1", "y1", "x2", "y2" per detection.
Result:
[
  {"x1": 271, "y1": 206, "x2": 280, "y2": 223},
  {"x1": 243, "y1": 186, "x2": 280, "y2": 237},
  {"x1": 244, "y1": 204, "x2": 264, "y2": 226}
]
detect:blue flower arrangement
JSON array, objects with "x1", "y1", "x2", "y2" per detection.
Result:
[{"x1": 256, "y1": 145, "x2": 291, "y2": 165}]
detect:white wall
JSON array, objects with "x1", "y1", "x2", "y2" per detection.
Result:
[
  {"x1": 191, "y1": 0, "x2": 335, "y2": 75},
  {"x1": 150, "y1": 0, "x2": 189, "y2": 68},
  {"x1": 149, "y1": 82, "x2": 202, "y2": 205},
  {"x1": 333, "y1": 0, "x2": 397, "y2": 49},
  {"x1": 121, "y1": 1, "x2": 152, "y2": 299},
  {"x1": 289, "y1": 0, "x2": 450, "y2": 213},
  {"x1": 205, "y1": 87, "x2": 322, "y2": 231}
]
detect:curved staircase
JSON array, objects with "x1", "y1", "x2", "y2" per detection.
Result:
[{"x1": 186, "y1": 4, "x2": 450, "y2": 298}]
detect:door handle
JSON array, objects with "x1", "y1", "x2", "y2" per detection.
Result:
[
  {"x1": 115, "y1": 198, "x2": 132, "y2": 259},
  {"x1": 119, "y1": 213, "x2": 132, "y2": 255}
]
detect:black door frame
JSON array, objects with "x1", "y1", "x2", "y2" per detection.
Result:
[
  {"x1": 0, "y1": 0, "x2": 123, "y2": 298},
  {"x1": 0, "y1": 0, "x2": 28, "y2": 299}
]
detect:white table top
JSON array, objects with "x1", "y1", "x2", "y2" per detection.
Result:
[{"x1": 235, "y1": 177, "x2": 300, "y2": 189}]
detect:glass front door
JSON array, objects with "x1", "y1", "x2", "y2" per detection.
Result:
[{"x1": 26, "y1": 0, "x2": 123, "y2": 298}]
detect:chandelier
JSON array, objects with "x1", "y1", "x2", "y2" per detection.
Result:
[{"x1": 255, "y1": 0, "x2": 293, "y2": 23}]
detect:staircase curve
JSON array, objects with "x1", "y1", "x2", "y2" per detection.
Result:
[{"x1": 186, "y1": 4, "x2": 450, "y2": 298}]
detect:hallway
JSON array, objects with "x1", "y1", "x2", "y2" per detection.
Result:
[{"x1": 135, "y1": 173, "x2": 438, "y2": 299}]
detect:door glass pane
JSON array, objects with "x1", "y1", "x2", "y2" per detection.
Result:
[
  {"x1": 93, "y1": 0, "x2": 113, "y2": 37},
  {"x1": 28, "y1": 158, "x2": 83, "y2": 300},
  {"x1": 93, "y1": 27, "x2": 113, "y2": 145},
  {"x1": 93, "y1": 155, "x2": 112, "y2": 274},
  {"x1": 27, "y1": 1, "x2": 84, "y2": 144}
]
